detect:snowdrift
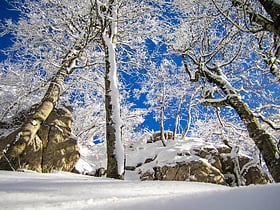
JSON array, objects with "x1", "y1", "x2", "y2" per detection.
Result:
[{"x1": 0, "y1": 170, "x2": 279, "y2": 210}]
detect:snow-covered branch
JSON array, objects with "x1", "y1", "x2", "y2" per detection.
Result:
[
  {"x1": 201, "y1": 97, "x2": 229, "y2": 108},
  {"x1": 255, "y1": 114, "x2": 280, "y2": 130}
]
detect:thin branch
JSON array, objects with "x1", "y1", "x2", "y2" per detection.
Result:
[
  {"x1": 255, "y1": 114, "x2": 280, "y2": 130},
  {"x1": 2, "y1": 152, "x2": 16, "y2": 171},
  {"x1": 211, "y1": 0, "x2": 251, "y2": 33},
  {"x1": 181, "y1": 54, "x2": 200, "y2": 82}
]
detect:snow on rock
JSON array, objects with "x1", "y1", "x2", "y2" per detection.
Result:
[
  {"x1": 125, "y1": 137, "x2": 270, "y2": 185},
  {"x1": 75, "y1": 144, "x2": 106, "y2": 175},
  {"x1": 74, "y1": 136, "x2": 269, "y2": 185}
]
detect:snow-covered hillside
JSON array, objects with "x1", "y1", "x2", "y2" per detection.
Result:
[{"x1": 0, "y1": 170, "x2": 279, "y2": 210}]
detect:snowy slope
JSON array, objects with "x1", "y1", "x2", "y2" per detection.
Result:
[{"x1": 0, "y1": 170, "x2": 279, "y2": 210}]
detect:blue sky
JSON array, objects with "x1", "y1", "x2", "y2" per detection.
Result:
[
  {"x1": 3, "y1": 1, "x2": 274, "y2": 136},
  {"x1": 0, "y1": 0, "x2": 19, "y2": 62},
  {"x1": 0, "y1": 1, "x2": 165, "y2": 132}
]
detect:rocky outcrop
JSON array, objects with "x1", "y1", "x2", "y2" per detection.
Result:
[
  {"x1": 147, "y1": 131, "x2": 173, "y2": 143},
  {"x1": 216, "y1": 147, "x2": 269, "y2": 186},
  {"x1": 126, "y1": 139, "x2": 270, "y2": 186},
  {"x1": 0, "y1": 106, "x2": 79, "y2": 172},
  {"x1": 141, "y1": 160, "x2": 226, "y2": 185}
]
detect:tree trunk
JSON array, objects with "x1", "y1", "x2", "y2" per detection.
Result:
[
  {"x1": 100, "y1": 0, "x2": 124, "y2": 179},
  {"x1": 173, "y1": 97, "x2": 183, "y2": 140},
  {"x1": 181, "y1": 102, "x2": 192, "y2": 139},
  {"x1": 258, "y1": 0, "x2": 280, "y2": 31},
  {"x1": 0, "y1": 51, "x2": 78, "y2": 171},
  {"x1": 228, "y1": 95, "x2": 280, "y2": 182},
  {"x1": 160, "y1": 86, "x2": 167, "y2": 147},
  {"x1": 104, "y1": 48, "x2": 124, "y2": 179},
  {"x1": 202, "y1": 67, "x2": 280, "y2": 182}
]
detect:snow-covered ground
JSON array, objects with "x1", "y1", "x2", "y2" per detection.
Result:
[{"x1": 0, "y1": 170, "x2": 279, "y2": 210}]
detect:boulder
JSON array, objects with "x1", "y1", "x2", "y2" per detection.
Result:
[
  {"x1": 141, "y1": 160, "x2": 226, "y2": 185},
  {"x1": 147, "y1": 131, "x2": 174, "y2": 143},
  {"x1": 0, "y1": 106, "x2": 80, "y2": 172},
  {"x1": 127, "y1": 138, "x2": 270, "y2": 186},
  {"x1": 218, "y1": 147, "x2": 269, "y2": 186}
]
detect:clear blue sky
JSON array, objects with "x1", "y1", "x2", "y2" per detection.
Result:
[{"x1": 0, "y1": 0, "x2": 19, "y2": 62}]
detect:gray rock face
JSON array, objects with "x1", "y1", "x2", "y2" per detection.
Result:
[{"x1": 0, "y1": 106, "x2": 80, "y2": 173}]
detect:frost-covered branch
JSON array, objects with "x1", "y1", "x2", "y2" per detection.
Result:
[
  {"x1": 223, "y1": 139, "x2": 246, "y2": 186},
  {"x1": 231, "y1": 0, "x2": 280, "y2": 36},
  {"x1": 201, "y1": 97, "x2": 229, "y2": 108},
  {"x1": 182, "y1": 55, "x2": 200, "y2": 82},
  {"x1": 255, "y1": 114, "x2": 280, "y2": 130}
]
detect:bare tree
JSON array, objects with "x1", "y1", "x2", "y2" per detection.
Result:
[
  {"x1": 183, "y1": 54, "x2": 280, "y2": 181},
  {"x1": 94, "y1": 0, "x2": 125, "y2": 179},
  {"x1": 166, "y1": 0, "x2": 280, "y2": 181}
]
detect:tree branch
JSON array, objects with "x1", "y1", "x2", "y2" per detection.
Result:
[
  {"x1": 255, "y1": 114, "x2": 280, "y2": 130},
  {"x1": 232, "y1": 0, "x2": 280, "y2": 36},
  {"x1": 182, "y1": 54, "x2": 200, "y2": 82},
  {"x1": 201, "y1": 97, "x2": 229, "y2": 108}
]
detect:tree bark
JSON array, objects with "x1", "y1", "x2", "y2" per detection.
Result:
[
  {"x1": 228, "y1": 95, "x2": 280, "y2": 182},
  {"x1": 0, "y1": 52, "x2": 78, "y2": 171},
  {"x1": 258, "y1": 0, "x2": 280, "y2": 31},
  {"x1": 103, "y1": 41, "x2": 125, "y2": 179},
  {"x1": 99, "y1": 0, "x2": 124, "y2": 179},
  {"x1": 104, "y1": 58, "x2": 124, "y2": 179},
  {"x1": 160, "y1": 89, "x2": 167, "y2": 147},
  {"x1": 203, "y1": 68, "x2": 280, "y2": 182},
  {"x1": 173, "y1": 97, "x2": 183, "y2": 140}
]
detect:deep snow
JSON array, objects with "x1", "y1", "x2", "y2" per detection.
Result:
[{"x1": 0, "y1": 170, "x2": 279, "y2": 210}]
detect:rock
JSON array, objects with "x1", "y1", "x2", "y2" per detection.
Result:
[
  {"x1": 0, "y1": 106, "x2": 80, "y2": 173},
  {"x1": 218, "y1": 149, "x2": 270, "y2": 186},
  {"x1": 125, "y1": 165, "x2": 136, "y2": 171},
  {"x1": 141, "y1": 169, "x2": 155, "y2": 181},
  {"x1": 95, "y1": 167, "x2": 106, "y2": 177},
  {"x1": 147, "y1": 131, "x2": 174, "y2": 143},
  {"x1": 192, "y1": 147, "x2": 222, "y2": 171},
  {"x1": 0, "y1": 127, "x2": 44, "y2": 172},
  {"x1": 129, "y1": 138, "x2": 270, "y2": 186},
  {"x1": 150, "y1": 160, "x2": 226, "y2": 185},
  {"x1": 193, "y1": 145, "x2": 270, "y2": 186},
  {"x1": 39, "y1": 106, "x2": 79, "y2": 172}
]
